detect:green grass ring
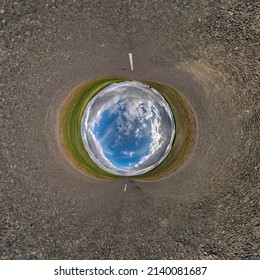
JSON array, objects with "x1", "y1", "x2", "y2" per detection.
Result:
[{"x1": 59, "y1": 77, "x2": 196, "y2": 180}]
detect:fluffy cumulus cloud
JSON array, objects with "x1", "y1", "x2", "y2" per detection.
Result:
[{"x1": 81, "y1": 81, "x2": 175, "y2": 176}]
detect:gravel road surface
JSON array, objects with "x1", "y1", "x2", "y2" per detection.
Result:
[{"x1": 1, "y1": 0, "x2": 259, "y2": 259}]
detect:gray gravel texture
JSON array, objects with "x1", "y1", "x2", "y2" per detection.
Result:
[{"x1": 1, "y1": 0, "x2": 259, "y2": 259}]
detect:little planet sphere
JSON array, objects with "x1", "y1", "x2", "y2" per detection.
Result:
[{"x1": 81, "y1": 81, "x2": 175, "y2": 176}]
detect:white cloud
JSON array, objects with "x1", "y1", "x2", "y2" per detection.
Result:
[
  {"x1": 135, "y1": 128, "x2": 142, "y2": 140},
  {"x1": 85, "y1": 129, "x2": 117, "y2": 170},
  {"x1": 121, "y1": 151, "x2": 135, "y2": 158}
]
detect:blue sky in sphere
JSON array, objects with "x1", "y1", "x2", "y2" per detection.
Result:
[
  {"x1": 81, "y1": 81, "x2": 175, "y2": 176},
  {"x1": 91, "y1": 103, "x2": 154, "y2": 170}
]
